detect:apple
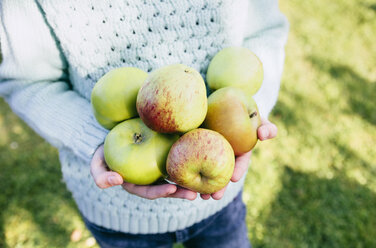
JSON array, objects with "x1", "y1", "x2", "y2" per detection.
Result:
[
  {"x1": 166, "y1": 128, "x2": 235, "y2": 194},
  {"x1": 91, "y1": 67, "x2": 148, "y2": 129},
  {"x1": 206, "y1": 47, "x2": 263, "y2": 95},
  {"x1": 104, "y1": 118, "x2": 179, "y2": 185},
  {"x1": 136, "y1": 64, "x2": 207, "y2": 133},
  {"x1": 203, "y1": 87, "x2": 261, "y2": 156}
]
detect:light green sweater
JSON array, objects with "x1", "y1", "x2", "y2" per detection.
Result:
[{"x1": 0, "y1": 0, "x2": 289, "y2": 234}]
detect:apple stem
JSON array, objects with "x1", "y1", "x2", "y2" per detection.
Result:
[
  {"x1": 133, "y1": 133, "x2": 143, "y2": 143},
  {"x1": 250, "y1": 111, "x2": 258, "y2": 118}
]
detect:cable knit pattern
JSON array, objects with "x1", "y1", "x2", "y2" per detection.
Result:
[{"x1": 0, "y1": 0, "x2": 289, "y2": 234}]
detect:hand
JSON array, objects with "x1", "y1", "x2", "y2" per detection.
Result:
[
  {"x1": 200, "y1": 117, "x2": 278, "y2": 200},
  {"x1": 90, "y1": 145, "x2": 197, "y2": 200}
]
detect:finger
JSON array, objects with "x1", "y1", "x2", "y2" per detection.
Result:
[
  {"x1": 231, "y1": 164, "x2": 247, "y2": 182},
  {"x1": 211, "y1": 185, "x2": 228, "y2": 200},
  {"x1": 231, "y1": 152, "x2": 251, "y2": 182},
  {"x1": 200, "y1": 194, "x2": 211, "y2": 200},
  {"x1": 257, "y1": 125, "x2": 270, "y2": 141},
  {"x1": 90, "y1": 146, "x2": 124, "y2": 188},
  {"x1": 122, "y1": 182, "x2": 177, "y2": 200},
  {"x1": 169, "y1": 187, "x2": 198, "y2": 201},
  {"x1": 258, "y1": 120, "x2": 278, "y2": 141},
  {"x1": 90, "y1": 145, "x2": 110, "y2": 178},
  {"x1": 93, "y1": 171, "x2": 124, "y2": 189},
  {"x1": 268, "y1": 123, "x2": 278, "y2": 139}
]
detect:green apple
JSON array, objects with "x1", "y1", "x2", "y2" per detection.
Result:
[
  {"x1": 104, "y1": 118, "x2": 179, "y2": 185},
  {"x1": 136, "y1": 64, "x2": 207, "y2": 133},
  {"x1": 91, "y1": 67, "x2": 148, "y2": 129},
  {"x1": 166, "y1": 128, "x2": 235, "y2": 194},
  {"x1": 203, "y1": 87, "x2": 261, "y2": 156},
  {"x1": 206, "y1": 47, "x2": 263, "y2": 95}
]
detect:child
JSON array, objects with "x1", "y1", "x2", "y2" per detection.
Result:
[{"x1": 0, "y1": 0, "x2": 288, "y2": 247}]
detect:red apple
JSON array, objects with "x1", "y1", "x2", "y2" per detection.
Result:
[
  {"x1": 166, "y1": 128, "x2": 235, "y2": 194},
  {"x1": 203, "y1": 87, "x2": 261, "y2": 155},
  {"x1": 136, "y1": 64, "x2": 207, "y2": 133}
]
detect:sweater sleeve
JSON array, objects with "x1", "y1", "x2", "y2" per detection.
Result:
[
  {"x1": 242, "y1": 0, "x2": 289, "y2": 118},
  {"x1": 0, "y1": 0, "x2": 108, "y2": 164}
]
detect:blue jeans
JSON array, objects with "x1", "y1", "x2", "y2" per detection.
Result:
[{"x1": 83, "y1": 191, "x2": 251, "y2": 248}]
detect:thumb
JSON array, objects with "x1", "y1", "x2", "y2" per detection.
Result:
[{"x1": 94, "y1": 171, "x2": 123, "y2": 189}]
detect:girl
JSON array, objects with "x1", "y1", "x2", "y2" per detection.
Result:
[{"x1": 0, "y1": 0, "x2": 288, "y2": 247}]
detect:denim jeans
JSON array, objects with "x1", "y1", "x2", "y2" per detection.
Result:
[{"x1": 83, "y1": 191, "x2": 251, "y2": 248}]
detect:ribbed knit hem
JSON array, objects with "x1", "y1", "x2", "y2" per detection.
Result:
[
  {"x1": 59, "y1": 148, "x2": 245, "y2": 234},
  {"x1": 79, "y1": 183, "x2": 243, "y2": 234}
]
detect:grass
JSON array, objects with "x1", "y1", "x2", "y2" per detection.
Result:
[
  {"x1": 1, "y1": 0, "x2": 376, "y2": 247},
  {"x1": 244, "y1": 0, "x2": 376, "y2": 247}
]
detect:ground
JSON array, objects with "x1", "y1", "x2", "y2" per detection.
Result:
[{"x1": 0, "y1": 0, "x2": 375, "y2": 247}]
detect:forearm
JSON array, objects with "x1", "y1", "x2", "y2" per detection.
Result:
[
  {"x1": 1, "y1": 79, "x2": 107, "y2": 163},
  {"x1": 0, "y1": 0, "x2": 107, "y2": 163}
]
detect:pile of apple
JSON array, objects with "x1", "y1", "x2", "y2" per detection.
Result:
[{"x1": 91, "y1": 47, "x2": 263, "y2": 194}]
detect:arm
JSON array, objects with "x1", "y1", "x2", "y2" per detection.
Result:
[
  {"x1": 200, "y1": 0, "x2": 289, "y2": 200},
  {"x1": 0, "y1": 1, "x2": 197, "y2": 201},
  {"x1": 243, "y1": 0, "x2": 289, "y2": 118},
  {"x1": 0, "y1": 0, "x2": 107, "y2": 164}
]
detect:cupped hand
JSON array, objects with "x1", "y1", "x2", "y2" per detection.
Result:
[
  {"x1": 200, "y1": 117, "x2": 278, "y2": 200},
  {"x1": 90, "y1": 145, "x2": 197, "y2": 200},
  {"x1": 91, "y1": 118, "x2": 277, "y2": 201}
]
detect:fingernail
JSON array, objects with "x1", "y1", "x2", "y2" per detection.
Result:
[
  {"x1": 187, "y1": 193, "x2": 197, "y2": 201},
  {"x1": 168, "y1": 186, "x2": 177, "y2": 195}
]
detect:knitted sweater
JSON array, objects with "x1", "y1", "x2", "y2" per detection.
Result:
[{"x1": 0, "y1": 0, "x2": 289, "y2": 234}]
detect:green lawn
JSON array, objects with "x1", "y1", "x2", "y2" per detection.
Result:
[{"x1": 1, "y1": 0, "x2": 376, "y2": 247}]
